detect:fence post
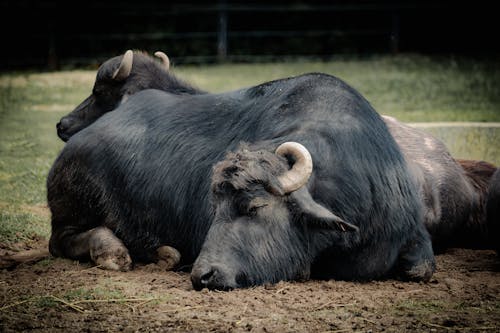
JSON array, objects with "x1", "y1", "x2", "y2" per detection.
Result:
[
  {"x1": 217, "y1": 1, "x2": 228, "y2": 61},
  {"x1": 47, "y1": 22, "x2": 58, "y2": 70},
  {"x1": 390, "y1": 10, "x2": 400, "y2": 54}
]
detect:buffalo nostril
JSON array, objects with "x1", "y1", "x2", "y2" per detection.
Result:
[
  {"x1": 57, "y1": 117, "x2": 74, "y2": 131},
  {"x1": 191, "y1": 265, "x2": 237, "y2": 290},
  {"x1": 200, "y1": 270, "x2": 215, "y2": 286},
  {"x1": 191, "y1": 267, "x2": 220, "y2": 291},
  {"x1": 56, "y1": 118, "x2": 76, "y2": 141}
]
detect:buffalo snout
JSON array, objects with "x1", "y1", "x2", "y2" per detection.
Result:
[
  {"x1": 191, "y1": 264, "x2": 238, "y2": 291},
  {"x1": 56, "y1": 117, "x2": 75, "y2": 142}
]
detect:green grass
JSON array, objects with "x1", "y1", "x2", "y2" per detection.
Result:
[
  {"x1": 0, "y1": 210, "x2": 48, "y2": 244},
  {"x1": 5, "y1": 277, "x2": 171, "y2": 312},
  {"x1": 14, "y1": 284, "x2": 147, "y2": 312},
  {"x1": 0, "y1": 72, "x2": 87, "y2": 244},
  {"x1": 175, "y1": 54, "x2": 500, "y2": 122},
  {"x1": 0, "y1": 54, "x2": 499, "y2": 245},
  {"x1": 394, "y1": 299, "x2": 447, "y2": 316}
]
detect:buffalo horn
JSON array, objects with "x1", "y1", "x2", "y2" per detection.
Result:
[
  {"x1": 112, "y1": 50, "x2": 133, "y2": 81},
  {"x1": 154, "y1": 51, "x2": 170, "y2": 70},
  {"x1": 275, "y1": 142, "x2": 313, "y2": 194}
]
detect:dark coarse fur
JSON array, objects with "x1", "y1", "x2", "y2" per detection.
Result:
[
  {"x1": 48, "y1": 73, "x2": 435, "y2": 289},
  {"x1": 56, "y1": 50, "x2": 203, "y2": 142}
]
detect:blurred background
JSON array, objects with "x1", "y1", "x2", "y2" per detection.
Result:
[{"x1": 1, "y1": 0, "x2": 498, "y2": 70}]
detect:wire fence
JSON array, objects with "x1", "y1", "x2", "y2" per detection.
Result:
[{"x1": 0, "y1": 1, "x2": 495, "y2": 70}]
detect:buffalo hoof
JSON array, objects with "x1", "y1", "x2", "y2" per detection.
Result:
[
  {"x1": 90, "y1": 245, "x2": 133, "y2": 271},
  {"x1": 156, "y1": 246, "x2": 181, "y2": 270},
  {"x1": 92, "y1": 250, "x2": 133, "y2": 271},
  {"x1": 89, "y1": 227, "x2": 133, "y2": 271},
  {"x1": 403, "y1": 259, "x2": 435, "y2": 282}
]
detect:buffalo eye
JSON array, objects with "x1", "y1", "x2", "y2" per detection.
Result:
[
  {"x1": 247, "y1": 201, "x2": 269, "y2": 217},
  {"x1": 248, "y1": 206, "x2": 258, "y2": 217}
]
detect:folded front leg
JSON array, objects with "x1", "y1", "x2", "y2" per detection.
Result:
[
  {"x1": 50, "y1": 225, "x2": 132, "y2": 271},
  {"x1": 154, "y1": 245, "x2": 181, "y2": 270},
  {"x1": 89, "y1": 226, "x2": 133, "y2": 271}
]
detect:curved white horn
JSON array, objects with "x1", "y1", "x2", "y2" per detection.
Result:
[
  {"x1": 112, "y1": 50, "x2": 133, "y2": 81},
  {"x1": 275, "y1": 142, "x2": 313, "y2": 194},
  {"x1": 154, "y1": 51, "x2": 170, "y2": 70}
]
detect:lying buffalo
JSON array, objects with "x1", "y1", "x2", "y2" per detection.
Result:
[
  {"x1": 383, "y1": 117, "x2": 498, "y2": 252},
  {"x1": 48, "y1": 69, "x2": 436, "y2": 289},
  {"x1": 56, "y1": 50, "x2": 202, "y2": 142},
  {"x1": 54, "y1": 50, "x2": 498, "y2": 254}
]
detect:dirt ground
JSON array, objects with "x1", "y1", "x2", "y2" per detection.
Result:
[{"x1": 0, "y1": 240, "x2": 499, "y2": 333}]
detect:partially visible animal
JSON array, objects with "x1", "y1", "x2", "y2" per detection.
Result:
[
  {"x1": 56, "y1": 50, "x2": 203, "y2": 141},
  {"x1": 383, "y1": 116, "x2": 498, "y2": 252},
  {"x1": 48, "y1": 73, "x2": 436, "y2": 290},
  {"x1": 487, "y1": 168, "x2": 500, "y2": 253},
  {"x1": 455, "y1": 159, "x2": 498, "y2": 249}
]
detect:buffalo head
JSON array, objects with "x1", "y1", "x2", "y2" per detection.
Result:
[
  {"x1": 56, "y1": 49, "x2": 183, "y2": 141},
  {"x1": 191, "y1": 142, "x2": 358, "y2": 290}
]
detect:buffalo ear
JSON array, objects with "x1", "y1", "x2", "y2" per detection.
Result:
[{"x1": 291, "y1": 188, "x2": 359, "y2": 232}]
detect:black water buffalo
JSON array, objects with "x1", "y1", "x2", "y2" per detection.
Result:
[
  {"x1": 56, "y1": 50, "x2": 202, "y2": 141},
  {"x1": 191, "y1": 138, "x2": 434, "y2": 289},
  {"x1": 55, "y1": 50, "x2": 498, "y2": 254},
  {"x1": 48, "y1": 71, "x2": 436, "y2": 289}
]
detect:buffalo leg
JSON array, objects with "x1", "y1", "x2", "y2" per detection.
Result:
[
  {"x1": 49, "y1": 226, "x2": 132, "y2": 271},
  {"x1": 154, "y1": 245, "x2": 181, "y2": 270},
  {"x1": 396, "y1": 230, "x2": 436, "y2": 282}
]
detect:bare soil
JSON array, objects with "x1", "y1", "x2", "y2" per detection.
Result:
[{"x1": 0, "y1": 241, "x2": 499, "y2": 333}]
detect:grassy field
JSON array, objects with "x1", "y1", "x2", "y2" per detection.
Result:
[{"x1": 0, "y1": 54, "x2": 499, "y2": 246}]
